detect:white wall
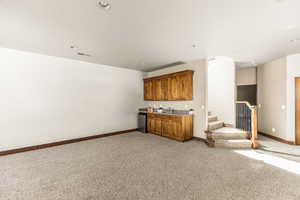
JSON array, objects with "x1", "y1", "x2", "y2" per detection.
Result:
[
  {"x1": 0, "y1": 48, "x2": 143, "y2": 151},
  {"x1": 257, "y1": 57, "x2": 288, "y2": 140},
  {"x1": 236, "y1": 67, "x2": 257, "y2": 86},
  {"x1": 207, "y1": 57, "x2": 235, "y2": 125},
  {"x1": 286, "y1": 54, "x2": 300, "y2": 142},
  {"x1": 144, "y1": 60, "x2": 207, "y2": 138}
]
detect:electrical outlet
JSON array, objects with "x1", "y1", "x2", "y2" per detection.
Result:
[
  {"x1": 272, "y1": 128, "x2": 276, "y2": 133},
  {"x1": 201, "y1": 105, "x2": 205, "y2": 109}
]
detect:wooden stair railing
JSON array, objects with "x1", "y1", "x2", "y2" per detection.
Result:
[{"x1": 236, "y1": 101, "x2": 258, "y2": 149}]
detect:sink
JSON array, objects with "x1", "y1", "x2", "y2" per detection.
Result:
[
  {"x1": 153, "y1": 109, "x2": 190, "y2": 116},
  {"x1": 162, "y1": 111, "x2": 175, "y2": 114}
]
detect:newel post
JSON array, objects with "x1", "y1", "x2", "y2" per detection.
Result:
[{"x1": 251, "y1": 107, "x2": 258, "y2": 149}]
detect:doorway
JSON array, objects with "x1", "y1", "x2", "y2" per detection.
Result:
[
  {"x1": 237, "y1": 85, "x2": 257, "y2": 105},
  {"x1": 295, "y1": 78, "x2": 300, "y2": 145}
]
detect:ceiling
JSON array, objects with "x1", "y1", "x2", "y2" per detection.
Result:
[{"x1": 1, "y1": 0, "x2": 300, "y2": 71}]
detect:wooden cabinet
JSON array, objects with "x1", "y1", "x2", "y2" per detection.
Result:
[
  {"x1": 147, "y1": 113, "x2": 193, "y2": 142},
  {"x1": 162, "y1": 119, "x2": 182, "y2": 140},
  {"x1": 161, "y1": 78, "x2": 169, "y2": 100},
  {"x1": 169, "y1": 76, "x2": 178, "y2": 100},
  {"x1": 144, "y1": 70, "x2": 194, "y2": 101},
  {"x1": 154, "y1": 118, "x2": 162, "y2": 135},
  {"x1": 153, "y1": 79, "x2": 163, "y2": 101},
  {"x1": 177, "y1": 73, "x2": 193, "y2": 100},
  {"x1": 147, "y1": 117, "x2": 155, "y2": 133},
  {"x1": 144, "y1": 80, "x2": 153, "y2": 100},
  {"x1": 147, "y1": 115, "x2": 162, "y2": 135}
]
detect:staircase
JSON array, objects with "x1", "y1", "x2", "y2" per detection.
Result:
[{"x1": 206, "y1": 112, "x2": 253, "y2": 149}]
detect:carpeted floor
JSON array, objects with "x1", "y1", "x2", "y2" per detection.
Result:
[{"x1": 1, "y1": 132, "x2": 300, "y2": 200}]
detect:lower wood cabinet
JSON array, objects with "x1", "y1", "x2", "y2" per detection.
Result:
[
  {"x1": 147, "y1": 117, "x2": 155, "y2": 134},
  {"x1": 147, "y1": 113, "x2": 193, "y2": 141}
]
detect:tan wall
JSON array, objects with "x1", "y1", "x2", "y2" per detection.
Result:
[
  {"x1": 208, "y1": 57, "x2": 236, "y2": 125},
  {"x1": 236, "y1": 67, "x2": 257, "y2": 86},
  {"x1": 257, "y1": 57, "x2": 287, "y2": 140},
  {"x1": 286, "y1": 54, "x2": 300, "y2": 142},
  {"x1": 143, "y1": 60, "x2": 208, "y2": 138}
]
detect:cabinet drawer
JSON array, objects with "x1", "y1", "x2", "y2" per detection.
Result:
[
  {"x1": 147, "y1": 113, "x2": 155, "y2": 118},
  {"x1": 147, "y1": 113, "x2": 169, "y2": 120},
  {"x1": 155, "y1": 114, "x2": 169, "y2": 119},
  {"x1": 169, "y1": 115, "x2": 182, "y2": 121}
]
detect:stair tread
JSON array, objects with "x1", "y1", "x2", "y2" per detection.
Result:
[
  {"x1": 212, "y1": 133, "x2": 248, "y2": 140},
  {"x1": 208, "y1": 120, "x2": 224, "y2": 131},
  {"x1": 208, "y1": 120, "x2": 223, "y2": 125},
  {"x1": 215, "y1": 139, "x2": 251, "y2": 143},
  {"x1": 211, "y1": 127, "x2": 247, "y2": 134},
  {"x1": 214, "y1": 139, "x2": 252, "y2": 149},
  {"x1": 208, "y1": 115, "x2": 218, "y2": 122},
  {"x1": 208, "y1": 115, "x2": 217, "y2": 119}
]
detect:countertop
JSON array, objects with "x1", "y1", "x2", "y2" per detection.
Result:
[{"x1": 139, "y1": 111, "x2": 192, "y2": 116}]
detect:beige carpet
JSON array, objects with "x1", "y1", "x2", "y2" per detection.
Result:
[{"x1": 1, "y1": 132, "x2": 300, "y2": 200}]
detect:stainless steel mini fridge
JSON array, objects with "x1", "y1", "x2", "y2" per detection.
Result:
[{"x1": 138, "y1": 112, "x2": 147, "y2": 133}]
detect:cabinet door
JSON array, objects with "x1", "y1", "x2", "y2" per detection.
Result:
[
  {"x1": 161, "y1": 78, "x2": 169, "y2": 100},
  {"x1": 176, "y1": 74, "x2": 184, "y2": 100},
  {"x1": 162, "y1": 119, "x2": 173, "y2": 138},
  {"x1": 144, "y1": 80, "x2": 153, "y2": 100},
  {"x1": 170, "y1": 72, "x2": 193, "y2": 101},
  {"x1": 147, "y1": 117, "x2": 155, "y2": 133},
  {"x1": 154, "y1": 118, "x2": 162, "y2": 135},
  {"x1": 177, "y1": 73, "x2": 193, "y2": 100},
  {"x1": 170, "y1": 118, "x2": 183, "y2": 141},
  {"x1": 162, "y1": 120, "x2": 169, "y2": 137},
  {"x1": 153, "y1": 79, "x2": 162, "y2": 101},
  {"x1": 169, "y1": 76, "x2": 178, "y2": 100}
]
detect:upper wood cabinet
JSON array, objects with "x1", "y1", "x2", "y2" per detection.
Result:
[
  {"x1": 153, "y1": 79, "x2": 163, "y2": 101},
  {"x1": 144, "y1": 70, "x2": 194, "y2": 101},
  {"x1": 161, "y1": 78, "x2": 169, "y2": 100},
  {"x1": 144, "y1": 79, "x2": 153, "y2": 100}
]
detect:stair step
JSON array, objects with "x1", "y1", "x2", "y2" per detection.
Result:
[
  {"x1": 211, "y1": 127, "x2": 249, "y2": 140},
  {"x1": 214, "y1": 139, "x2": 252, "y2": 149},
  {"x1": 208, "y1": 121, "x2": 224, "y2": 131},
  {"x1": 208, "y1": 115, "x2": 218, "y2": 123}
]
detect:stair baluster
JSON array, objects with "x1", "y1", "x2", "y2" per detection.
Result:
[{"x1": 236, "y1": 101, "x2": 258, "y2": 149}]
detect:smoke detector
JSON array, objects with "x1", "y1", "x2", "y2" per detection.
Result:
[{"x1": 98, "y1": 1, "x2": 111, "y2": 10}]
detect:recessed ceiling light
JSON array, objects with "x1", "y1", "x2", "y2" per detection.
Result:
[{"x1": 98, "y1": 1, "x2": 111, "y2": 10}]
